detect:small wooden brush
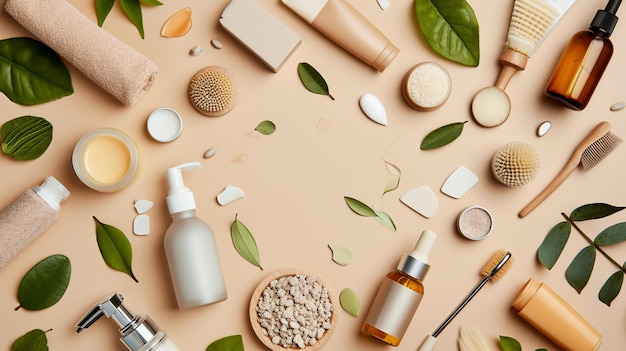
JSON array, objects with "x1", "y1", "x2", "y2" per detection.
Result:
[
  {"x1": 519, "y1": 121, "x2": 622, "y2": 218},
  {"x1": 416, "y1": 250, "x2": 513, "y2": 351}
]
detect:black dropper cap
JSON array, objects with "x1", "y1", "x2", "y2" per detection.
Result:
[{"x1": 590, "y1": 0, "x2": 621, "y2": 37}]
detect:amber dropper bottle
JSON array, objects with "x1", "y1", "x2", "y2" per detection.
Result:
[
  {"x1": 545, "y1": 0, "x2": 621, "y2": 110},
  {"x1": 361, "y1": 229, "x2": 437, "y2": 346}
]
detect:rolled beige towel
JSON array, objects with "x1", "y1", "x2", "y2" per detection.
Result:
[{"x1": 5, "y1": 0, "x2": 159, "y2": 106}]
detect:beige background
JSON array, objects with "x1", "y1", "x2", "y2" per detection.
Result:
[{"x1": 1, "y1": 0, "x2": 625, "y2": 350}]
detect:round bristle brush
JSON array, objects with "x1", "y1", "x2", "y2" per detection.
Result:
[{"x1": 416, "y1": 250, "x2": 513, "y2": 351}]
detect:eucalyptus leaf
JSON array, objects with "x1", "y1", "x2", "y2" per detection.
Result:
[
  {"x1": 375, "y1": 211, "x2": 397, "y2": 232},
  {"x1": 339, "y1": 288, "x2": 361, "y2": 317},
  {"x1": 570, "y1": 203, "x2": 626, "y2": 221},
  {"x1": 538, "y1": 221, "x2": 571, "y2": 269},
  {"x1": 120, "y1": 0, "x2": 145, "y2": 39},
  {"x1": 96, "y1": 0, "x2": 115, "y2": 26},
  {"x1": 414, "y1": 0, "x2": 480, "y2": 66},
  {"x1": 420, "y1": 121, "x2": 467, "y2": 150},
  {"x1": 11, "y1": 329, "x2": 50, "y2": 351},
  {"x1": 17, "y1": 254, "x2": 71, "y2": 311},
  {"x1": 1, "y1": 116, "x2": 53, "y2": 160},
  {"x1": 565, "y1": 245, "x2": 596, "y2": 293},
  {"x1": 328, "y1": 244, "x2": 352, "y2": 266},
  {"x1": 499, "y1": 336, "x2": 522, "y2": 351},
  {"x1": 94, "y1": 216, "x2": 138, "y2": 282},
  {"x1": 231, "y1": 215, "x2": 263, "y2": 270},
  {"x1": 344, "y1": 197, "x2": 377, "y2": 217},
  {"x1": 206, "y1": 334, "x2": 244, "y2": 351},
  {"x1": 598, "y1": 270, "x2": 624, "y2": 306},
  {"x1": 255, "y1": 120, "x2": 276, "y2": 135},
  {"x1": 297, "y1": 62, "x2": 334, "y2": 100},
  {"x1": 0, "y1": 37, "x2": 73, "y2": 105},
  {"x1": 594, "y1": 222, "x2": 626, "y2": 246}
]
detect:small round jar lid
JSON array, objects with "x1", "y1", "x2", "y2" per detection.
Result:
[
  {"x1": 402, "y1": 62, "x2": 451, "y2": 111},
  {"x1": 147, "y1": 107, "x2": 183, "y2": 142},
  {"x1": 457, "y1": 205, "x2": 493, "y2": 240}
]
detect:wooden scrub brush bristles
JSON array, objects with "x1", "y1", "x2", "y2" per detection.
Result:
[
  {"x1": 416, "y1": 250, "x2": 513, "y2": 351},
  {"x1": 492, "y1": 142, "x2": 540, "y2": 187},
  {"x1": 519, "y1": 121, "x2": 622, "y2": 218},
  {"x1": 188, "y1": 66, "x2": 238, "y2": 117}
]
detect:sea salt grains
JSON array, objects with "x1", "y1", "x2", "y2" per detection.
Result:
[{"x1": 402, "y1": 62, "x2": 451, "y2": 111}]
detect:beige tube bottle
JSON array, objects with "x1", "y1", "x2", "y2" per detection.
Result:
[
  {"x1": 281, "y1": 0, "x2": 399, "y2": 72},
  {"x1": 512, "y1": 278, "x2": 602, "y2": 351}
]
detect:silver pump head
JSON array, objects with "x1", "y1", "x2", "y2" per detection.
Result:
[{"x1": 76, "y1": 293, "x2": 161, "y2": 351}]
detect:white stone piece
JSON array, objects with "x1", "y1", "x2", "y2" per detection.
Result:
[
  {"x1": 217, "y1": 185, "x2": 245, "y2": 205},
  {"x1": 359, "y1": 93, "x2": 388, "y2": 126},
  {"x1": 400, "y1": 185, "x2": 438, "y2": 218},
  {"x1": 134, "y1": 199, "x2": 153, "y2": 214},
  {"x1": 441, "y1": 166, "x2": 478, "y2": 199},
  {"x1": 537, "y1": 121, "x2": 551, "y2": 137},
  {"x1": 377, "y1": 0, "x2": 390, "y2": 10},
  {"x1": 133, "y1": 214, "x2": 150, "y2": 235}
]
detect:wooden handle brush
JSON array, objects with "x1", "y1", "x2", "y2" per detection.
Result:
[
  {"x1": 416, "y1": 250, "x2": 513, "y2": 351},
  {"x1": 519, "y1": 121, "x2": 622, "y2": 218}
]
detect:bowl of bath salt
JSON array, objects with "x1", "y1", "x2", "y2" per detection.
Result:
[{"x1": 249, "y1": 269, "x2": 338, "y2": 350}]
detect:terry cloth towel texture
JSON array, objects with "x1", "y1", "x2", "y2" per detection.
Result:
[
  {"x1": 0, "y1": 190, "x2": 58, "y2": 269},
  {"x1": 5, "y1": 0, "x2": 159, "y2": 106}
]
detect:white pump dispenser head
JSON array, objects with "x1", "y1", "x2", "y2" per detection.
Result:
[{"x1": 166, "y1": 162, "x2": 201, "y2": 215}]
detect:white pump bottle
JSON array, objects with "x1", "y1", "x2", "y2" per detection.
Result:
[{"x1": 163, "y1": 162, "x2": 227, "y2": 310}]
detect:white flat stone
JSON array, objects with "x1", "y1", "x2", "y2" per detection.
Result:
[
  {"x1": 134, "y1": 199, "x2": 154, "y2": 214},
  {"x1": 133, "y1": 214, "x2": 150, "y2": 235},
  {"x1": 441, "y1": 166, "x2": 478, "y2": 199},
  {"x1": 217, "y1": 185, "x2": 245, "y2": 205},
  {"x1": 400, "y1": 185, "x2": 438, "y2": 218}
]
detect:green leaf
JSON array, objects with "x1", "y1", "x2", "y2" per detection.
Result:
[
  {"x1": 339, "y1": 288, "x2": 361, "y2": 317},
  {"x1": 297, "y1": 62, "x2": 334, "y2": 100},
  {"x1": 17, "y1": 254, "x2": 71, "y2": 311},
  {"x1": 499, "y1": 336, "x2": 522, "y2": 351},
  {"x1": 565, "y1": 245, "x2": 596, "y2": 293},
  {"x1": 206, "y1": 334, "x2": 244, "y2": 351},
  {"x1": 1, "y1": 116, "x2": 53, "y2": 160},
  {"x1": 594, "y1": 222, "x2": 626, "y2": 246},
  {"x1": 255, "y1": 120, "x2": 276, "y2": 135},
  {"x1": 420, "y1": 121, "x2": 467, "y2": 150},
  {"x1": 0, "y1": 37, "x2": 73, "y2": 105},
  {"x1": 344, "y1": 197, "x2": 377, "y2": 217},
  {"x1": 96, "y1": 0, "x2": 115, "y2": 27},
  {"x1": 328, "y1": 244, "x2": 352, "y2": 266},
  {"x1": 414, "y1": 0, "x2": 480, "y2": 66},
  {"x1": 120, "y1": 0, "x2": 145, "y2": 39},
  {"x1": 140, "y1": 0, "x2": 163, "y2": 6},
  {"x1": 94, "y1": 216, "x2": 138, "y2": 282},
  {"x1": 598, "y1": 270, "x2": 624, "y2": 306},
  {"x1": 570, "y1": 203, "x2": 626, "y2": 221},
  {"x1": 538, "y1": 221, "x2": 571, "y2": 269},
  {"x1": 383, "y1": 161, "x2": 401, "y2": 195},
  {"x1": 11, "y1": 329, "x2": 49, "y2": 351},
  {"x1": 375, "y1": 211, "x2": 397, "y2": 232},
  {"x1": 231, "y1": 215, "x2": 263, "y2": 270}
]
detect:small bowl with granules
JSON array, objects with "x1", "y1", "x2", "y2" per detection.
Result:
[
  {"x1": 456, "y1": 205, "x2": 494, "y2": 240},
  {"x1": 249, "y1": 269, "x2": 337, "y2": 350}
]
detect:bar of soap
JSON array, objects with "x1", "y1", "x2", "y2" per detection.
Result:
[
  {"x1": 220, "y1": 0, "x2": 301, "y2": 72},
  {"x1": 400, "y1": 186, "x2": 438, "y2": 218}
]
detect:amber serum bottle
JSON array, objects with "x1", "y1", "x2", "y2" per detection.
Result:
[
  {"x1": 545, "y1": 0, "x2": 621, "y2": 110},
  {"x1": 361, "y1": 229, "x2": 437, "y2": 346}
]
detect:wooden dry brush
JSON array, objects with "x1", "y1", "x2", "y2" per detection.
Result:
[{"x1": 538, "y1": 203, "x2": 626, "y2": 306}]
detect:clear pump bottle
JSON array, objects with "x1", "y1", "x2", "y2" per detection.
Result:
[
  {"x1": 545, "y1": 0, "x2": 621, "y2": 110},
  {"x1": 361, "y1": 229, "x2": 437, "y2": 346},
  {"x1": 163, "y1": 162, "x2": 227, "y2": 310}
]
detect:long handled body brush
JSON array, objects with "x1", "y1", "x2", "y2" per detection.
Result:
[
  {"x1": 416, "y1": 250, "x2": 513, "y2": 351},
  {"x1": 519, "y1": 121, "x2": 622, "y2": 218}
]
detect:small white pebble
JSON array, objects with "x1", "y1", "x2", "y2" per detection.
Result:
[
  {"x1": 204, "y1": 147, "x2": 217, "y2": 159},
  {"x1": 537, "y1": 121, "x2": 551, "y2": 137},
  {"x1": 211, "y1": 39, "x2": 223, "y2": 49},
  {"x1": 134, "y1": 199, "x2": 153, "y2": 214},
  {"x1": 189, "y1": 45, "x2": 202, "y2": 56},
  {"x1": 217, "y1": 185, "x2": 245, "y2": 205},
  {"x1": 610, "y1": 101, "x2": 625, "y2": 111},
  {"x1": 133, "y1": 214, "x2": 150, "y2": 235}
]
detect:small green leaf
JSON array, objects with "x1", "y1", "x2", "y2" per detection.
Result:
[
  {"x1": 570, "y1": 203, "x2": 626, "y2": 221},
  {"x1": 255, "y1": 120, "x2": 276, "y2": 135},
  {"x1": 420, "y1": 121, "x2": 467, "y2": 150},
  {"x1": 140, "y1": 0, "x2": 163, "y2": 6},
  {"x1": 231, "y1": 215, "x2": 263, "y2": 270},
  {"x1": 120, "y1": 0, "x2": 145, "y2": 39},
  {"x1": 206, "y1": 334, "x2": 244, "y2": 351},
  {"x1": 414, "y1": 0, "x2": 480, "y2": 66},
  {"x1": 297, "y1": 62, "x2": 334, "y2": 100},
  {"x1": 499, "y1": 336, "x2": 522, "y2": 351},
  {"x1": 598, "y1": 270, "x2": 624, "y2": 306},
  {"x1": 0, "y1": 37, "x2": 73, "y2": 105},
  {"x1": 96, "y1": 0, "x2": 115, "y2": 26},
  {"x1": 565, "y1": 245, "x2": 596, "y2": 293},
  {"x1": 1, "y1": 116, "x2": 53, "y2": 160},
  {"x1": 538, "y1": 221, "x2": 571, "y2": 269},
  {"x1": 344, "y1": 197, "x2": 377, "y2": 217},
  {"x1": 594, "y1": 222, "x2": 626, "y2": 246},
  {"x1": 375, "y1": 211, "x2": 397, "y2": 232},
  {"x1": 11, "y1": 329, "x2": 49, "y2": 351},
  {"x1": 17, "y1": 254, "x2": 71, "y2": 311},
  {"x1": 94, "y1": 217, "x2": 138, "y2": 282},
  {"x1": 339, "y1": 288, "x2": 360, "y2": 317},
  {"x1": 328, "y1": 244, "x2": 352, "y2": 266}
]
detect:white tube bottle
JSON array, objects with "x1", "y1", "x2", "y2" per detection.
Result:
[{"x1": 163, "y1": 162, "x2": 227, "y2": 309}]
